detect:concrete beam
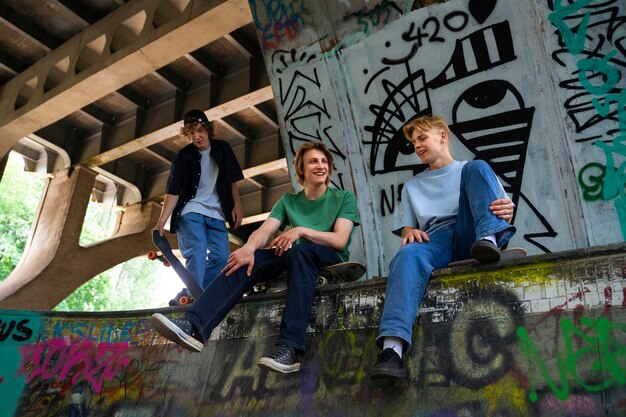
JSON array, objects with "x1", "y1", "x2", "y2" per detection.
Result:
[
  {"x1": 241, "y1": 212, "x2": 269, "y2": 225},
  {"x1": 83, "y1": 85, "x2": 273, "y2": 166},
  {"x1": 242, "y1": 158, "x2": 287, "y2": 178},
  {"x1": 0, "y1": 0, "x2": 253, "y2": 159},
  {"x1": 0, "y1": 4, "x2": 59, "y2": 51}
]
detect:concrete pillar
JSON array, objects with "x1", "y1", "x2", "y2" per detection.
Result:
[
  {"x1": 0, "y1": 166, "x2": 168, "y2": 310},
  {"x1": 248, "y1": 0, "x2": 626, "y2": 276},
  {"x1": 0, "y1": 152, "x2": 7, "y2": 182}
]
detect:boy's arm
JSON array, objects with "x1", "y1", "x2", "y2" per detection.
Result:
[
  {"x1": 223, "y1": 217, "x2": 282, "y2": 276},
  {"x1": 154, "y1": 194, "x2": 179, "y2": 235},
  {"x1": 270, "y1": 218, "x2": 354, "y2": 256},
  {"x1": 231, "y1": 181, "x2": 243, "y2": 228}
]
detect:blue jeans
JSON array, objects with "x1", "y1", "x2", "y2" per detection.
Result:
[
  {"x1": 185, "y1": 243, "x2": 342, "y2": 351},
  {"x1": 177, "y1": 213, "x2": 230, "y2": 290},
  {"x1": 376, "y1": 160, "x2": 516, "y2": 351}
]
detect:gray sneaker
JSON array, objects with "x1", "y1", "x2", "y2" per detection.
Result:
[
  {"x1": 257, "y1": 344, "x2": 301, "y2": 373},
  {"x1": 150, "y1": 313, "x2": 204, "y2": 352}
]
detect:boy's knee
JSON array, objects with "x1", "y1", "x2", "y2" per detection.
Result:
[
  {"x1": 391, "y1": 243, "x2": 430, "y2": 266},
  {"x1": 462, "y1": 159, "x2": 491, "y2": 177},
  {"x1": 392, "y1": 244, "x2": 413, "y2": 261},
  {"x1": 284, "y1": 244, "x2": 313, "y2": 263}
]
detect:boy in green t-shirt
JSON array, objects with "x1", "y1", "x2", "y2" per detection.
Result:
[{"x1": 150, "y1": 141, "x2": 360, "y2": 374}]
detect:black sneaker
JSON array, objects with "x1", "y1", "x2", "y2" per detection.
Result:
[
  {"x1": 169, "y1": 288, "x2": 194, "y2": 306},
  {"x1": 471, "y1": 239, "x2": 501, "y2": 263},
  {"x1": 257, "y1": 344, "x2": 301, "y2": 373},
  {"x1": 150, "y1": 313, "x2": 204, "y2": 352},
  {"x1": 370, "y1": 348, "x2": 406, "y2": 379}
]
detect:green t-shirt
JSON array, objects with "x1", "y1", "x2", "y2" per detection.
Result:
[{"x1": 269, "y1": 187, "x2": 360, "y2": 262}]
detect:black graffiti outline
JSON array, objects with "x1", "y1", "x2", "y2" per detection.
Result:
[
  {"x1": 363, "y1": 21, "x2": 519, "y2": 176},
  {"x1": 272, "y1": 48, "x2": 349, "y2": 190},
  {"x1": 0, "y1": 318, "x2": 33, "y2": 342},
  {"x1": 436, "y1": 287, "x2": 525, "y2": 389},
  {"x1": 363, "y1": 64, "x2": 431, "y2": 175},
  {"x1": 547, "y1": 0, "x2": 626, "y2": 143}
]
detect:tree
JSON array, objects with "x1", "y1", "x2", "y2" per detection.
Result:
[
  {"x1": 54, "y1": 199, "x2": 168, "y2": 311},
  {"x1": 1, "y1": 152, "x2": 173, "y2": 311},
  {"x1": 0, "y1": 153, "x2": 44, "y2": 279},
  {"x1": 54, "y1": 257, "x2": 166, "y2": 312}
]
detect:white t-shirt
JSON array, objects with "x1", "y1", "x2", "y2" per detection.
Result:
[{"x1": 181, "y1": 147, "x2": 225, "y2": 221}]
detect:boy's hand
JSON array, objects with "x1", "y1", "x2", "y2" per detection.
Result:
[
  {"x1": 153, "y1": 222, "x2": 165, "y2": 236},
  {"x1": 231, "y1": 204, "x2": 243, "y2": 228},
  {"x1": 401, "y1": 227, "x2": 429, "y2": 246},
  {"x1": 223, "y1": 246, "x2": 255, "y2": 277},
  {"x1": 270, "y1": 227, "x2": 302, "y2": 256},
  {"x1": 490, "y1": 198, "x2": 515, "y2": 223}
]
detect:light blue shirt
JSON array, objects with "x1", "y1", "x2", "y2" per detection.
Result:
[{"x1": 393, "y1": 160, "x2": 506, "y2": 236}]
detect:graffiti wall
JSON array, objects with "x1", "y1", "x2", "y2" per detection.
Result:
[
  {"x1": 538, "y1": 0, "x2": 626, "y2": 246},
  {"x1": 0, "y1": 244, "x2": 624, "y2": 416},
  {"x1": 248, "y1": 0, "x2": 625, "y2": 275}
]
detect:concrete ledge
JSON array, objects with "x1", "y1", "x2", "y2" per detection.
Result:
[{"x1": 1, "y1": 243, "x2": 625, "y2": 416}]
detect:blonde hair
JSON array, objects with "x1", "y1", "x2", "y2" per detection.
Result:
[
  {"x1": 180, "y1": 121, "x2": 215, "y2": 138},
  {"x1": 293, "y1": 141, "x2": 334, "y2": 187},
  {"x1": 402, "y1": 115, "x2": 451, "y2": 142}
]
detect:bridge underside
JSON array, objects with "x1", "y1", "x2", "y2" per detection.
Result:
[{"x1": 0, "y1": 0, "x2": 291, "y2": 308}]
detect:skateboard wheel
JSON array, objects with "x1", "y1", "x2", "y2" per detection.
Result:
[
  {"x1": 179, "y1": 295, "x2": 190, "y2": 305},
  {"x1": 253, "y1": 283, "x2": 267, "y2": 293},
  {"x1": 316, "y1": 276, "x2": 328, "y2": 286},
  {"x1": 147, "y1": 250, "x2": 158, "y2": 260}
]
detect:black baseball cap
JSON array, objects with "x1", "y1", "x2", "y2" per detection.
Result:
[{"x1": 183, "y1": 109, "x2": 209, "y2": 126}]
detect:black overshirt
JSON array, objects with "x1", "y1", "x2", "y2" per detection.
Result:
[{"x1": 166, "y1": 140, "x2": 244, "y2": 232}]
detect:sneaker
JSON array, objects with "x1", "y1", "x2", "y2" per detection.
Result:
[
  {"x1": 169, "y1": 288, "x2": 194, "y2": 306},
  {"x1": 471, "y1": 239, "x2": 501, "y2": 263},
  {"x1": 370, "y1": 348, "x2": 406, "y2": 379},
  {"x1": 257, "y1": 344, "x2": 301, "y2": 373},
  {"x1": 150, "y1": 313, "x2": 204, "y2": 352}
]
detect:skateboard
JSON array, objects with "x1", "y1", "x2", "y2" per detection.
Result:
[
  {"x1": 148, "y1": 230, "x2": 203, "y2": 302},
  {"x1": 250, "y1": 261, "x2": 367, "y2": 294},
  {"x1": 147, "y1": 250, "x2": 171, "y2": 267},
  {"x1": 447, "y1": 247, "x2": 527, "y2": 267},
  {"x1": 147, "y1": 254, "x2": 194, "y2": 305},
  {"x1": 168, "y1": 287, "x2": 193, "y2": 306}
]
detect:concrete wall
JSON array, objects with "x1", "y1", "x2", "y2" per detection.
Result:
[
  {"x1": 247, "y1": 0, "x2": 626, "y2": 276},
  {"x1": 0, "y1": 243, "x2": 625, "y2": 416}
]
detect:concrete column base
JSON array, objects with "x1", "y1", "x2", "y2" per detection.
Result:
[{"x1": 0, "y1": 166, "x2": 170, "y2": 310}]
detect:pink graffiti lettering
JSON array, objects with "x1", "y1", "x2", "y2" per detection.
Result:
[{"x1": 18, "y1": 338, "x2": 132, "y2": 393}]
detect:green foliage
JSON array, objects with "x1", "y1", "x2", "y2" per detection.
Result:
[
  {"x1": 0, "y1": 154, "x2": 45, "y2": 280},
  {"x1": 79, "y1": 197, "x2": 118, "y2": 246},
  {"x1": 54, "y1": 257, "x2": 166, "y2": 312},
  {"x1": 1, "y1": 152, "x2": 173, "y2": 311}
]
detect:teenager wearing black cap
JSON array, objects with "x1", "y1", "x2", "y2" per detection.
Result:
[{"x1": 154, "y1": 109, "x2": 244, "y2": 305}]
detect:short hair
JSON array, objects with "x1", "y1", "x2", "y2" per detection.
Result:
[
  {"x1": 402, "y1": 115, "x2": 451, "y2": 142},
  {"x1": 293, "y1": 141, "x2": 334, "y2": 187},
  {"x1": 180, "y1": 120, "x2": 215, "y2": 138}
]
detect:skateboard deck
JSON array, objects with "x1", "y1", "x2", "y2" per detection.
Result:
[
  {"x1": 147, "y1": 250, "x2": 171, "y2": 266},
  {"x1": 250, "y1": 261, "x2": 366, "y2": 294},
  {"x1": 447, "y1": 247, "x2": 527, "y2": 267},
  {"x1": 150, "y1": 230, "x2": 203, "y2": 301},
  {"x1": 318, "y1": 261, "x2": 367, "y2": 285}
]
